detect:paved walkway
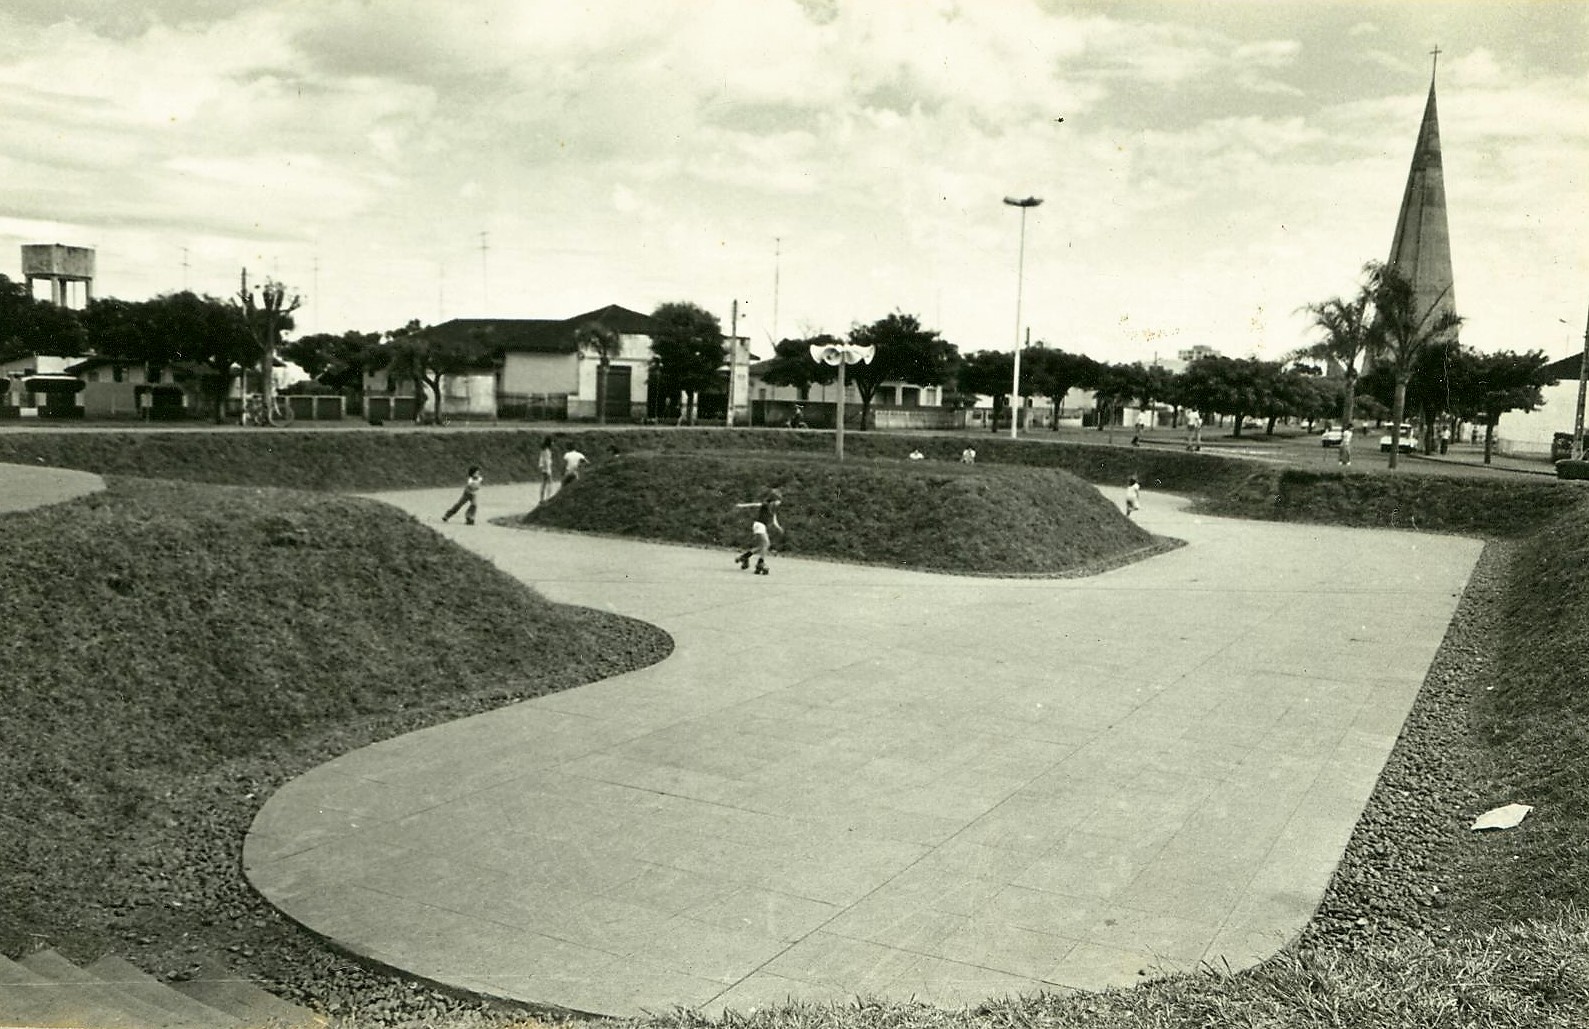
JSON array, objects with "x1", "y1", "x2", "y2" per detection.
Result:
[
  {"x1": 0, "y1": 461, "x2": 104, "y2": 513},
  {"x1": 245, "y1": 483, "x2": 1482, "y2": 1016}
]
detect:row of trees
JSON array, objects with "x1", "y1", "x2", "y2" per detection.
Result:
[
  {"x1": 1, "y1": 264, "x2": 1552, "y2": 450},
  {"x1": 0, "y1": 276, "x2": 746, "y2": 425},
  {"x1": 1297, "y1": 261, "x2": 1548, "y2": 465}
]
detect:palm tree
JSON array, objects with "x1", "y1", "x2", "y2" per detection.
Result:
[
  {"x1": 1295, "y1": 288, "x2": 1376, "y2": 435},
  {"x1": 1365, "y1": 260, "x2": 1463, "y2": 469},
  {"x1": 572, "y1": 320, "x2": 621, "y2": 424}
]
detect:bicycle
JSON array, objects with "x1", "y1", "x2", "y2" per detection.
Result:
[{"x1": 240, "y1": 393, "x2": 295, "y2": 427}]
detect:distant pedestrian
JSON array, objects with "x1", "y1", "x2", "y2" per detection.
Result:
[
  {"x1": 734, "y1": 488, "x2": 783, "y2": 576},
  {"x1": 1185, "y1": 410, "x2": 1203, "y2": 451},
  {"x1": 562, "y1": 446, "x2": 588, "y2": 484},
  {"x1": 1338, "y1": 425, "x2": 1353, "y2": 466},
  {"x1": 961, "y1": 445, "x2": 977, "y2": 464},
  {"x1": 1439, "y1": 426, "x2": 1451, "y2": 455},
  {"x1": 537, "y1": 437, "x2": 555, "y2": 502},
  {"x1": 1125, "y1": 474, "x2": 1141, "y2": 517},
  {"x1": 443, "y1": 465, "x2": 483, "y2": 525}
]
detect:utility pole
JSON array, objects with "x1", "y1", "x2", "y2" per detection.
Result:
[
  {"x1": 1573, "y1": 303, "x2": 1589, "y2": 460},
  {"x1": 726, "y1": 299, "x2": 739, "y2": 427},
  {"x1": 772, "y1": 238, "x2": 781, "y2": 344},
  {"x1": 181, "y1": 247, "x2": 190, "y2": 291}
]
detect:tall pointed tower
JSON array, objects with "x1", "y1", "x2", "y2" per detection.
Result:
[{"x1": 1386, "y1": 52, "x2": 1457, "y2": 332}]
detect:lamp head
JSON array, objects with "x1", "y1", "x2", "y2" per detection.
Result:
[{"x1": 1003, "y1": 196, "x2": 1044, "y2": 208}]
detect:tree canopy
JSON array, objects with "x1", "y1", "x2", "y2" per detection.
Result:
[
  {"x1": 846, "y1": 312, "x2": 958, "y2": 429},
  {"x1": 649, "y1": 301, "x2": 724, "y2": 424},
  {"x1": 0, "y1": 275, "x2": 86, "y2": 361},
  {"x1": 758, "y1": 335, "x2": 841, "y2": 399}
]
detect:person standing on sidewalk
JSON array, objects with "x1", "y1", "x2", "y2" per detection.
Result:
[
  {"x1": 537, "y1": 437, "x2": 556, "y2": 502},
  {"x1": 443, "y1": 465, "x2": 484, "y2": 525},
  {"x1": 734, "y1": 488, "x2": 783, "y2": 575},
  {"x1": 1338, "y1": 424, "x2": 1353, "y2": 467}
]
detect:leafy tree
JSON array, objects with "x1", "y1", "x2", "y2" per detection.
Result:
[
  {"x1": 572, "y1": 320, "x2": 622, "y2": 424},
  {"x1": 957, "y1": 350, "x2": 1013, "y2": 431},
  {"x1": 364, "y1": 319, "x2": 495, "y2": 424},
  {"x1": 282, "y1": 330, "x2": 381, "y2": 395},
  {"x1": 759, "y1": 335, "x2": 840, "y2": 399},
  {"x1": 1176, "y1": 356, "x2": 1280, "y2": 436},
  {"x1": 1257, "y1": 365, "x2": 1323, "y2": 435},
  {"x1": 1295, "y1": 288, "x2": 1377, "y2": 432},
  {"x1": 0, "y1": 274, "x2": 86, "y2": 361},
  {"x1": 1399, "y1": 339, "x2": 1465, "y2": 452},
  {"x1": 79, "y1": 297, "x2": 147, "y2": 362},
  {"x1": 649, "y1": 301, "x2": 724, "y2": 425},
  {"x1": 846, "y1": 312, "x2": 959, "y2": 431},
  {"x1": 1366, "y1": 260, "x2": 1462, "y2": 468},
  {"x1": 1024, "y1": 347, "x2": 1095, "y2": 430},
  {"x1": 1089, "y1": 362, "x2": 1137, "y2": 431},
  {"x1": 1452, "y1": 349, "x2": 1551, "y2": 464},
  {"x1": 238, "y1": 275, "x2": 301, "y2": 412}
]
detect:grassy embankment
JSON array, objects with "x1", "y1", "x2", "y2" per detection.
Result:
[
  {"x1": 525, "y1": 451, "x2": 1168, "y2": 576},
  {"x1": 0, "y1": 478, "x2": 671, "y2": 995},
  {"x1": 3, "y1": 428, "x2": 1589, "y2": 1026}
]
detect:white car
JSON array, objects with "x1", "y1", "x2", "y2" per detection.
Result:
[
  {"x1": 1320, "y1": 427, "x2": 1344, "y2": 447},
  {"x1": 1379, "y1": 425, "x2": 1417, "y2": 453}
]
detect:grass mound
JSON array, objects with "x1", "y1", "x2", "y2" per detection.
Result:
[
  {"x1": 0, "y1": 477, "x2": 671, "y2": 968},
  {"x1": 1202, "y1": 466, "x2": 1582, "y2": 537},
  {"x1": 1454, "y1": 500, "x2": 1589, "y2": 918},
  {"x1": 520, "y1": 452, "x2": 1162, "y2": 575}
]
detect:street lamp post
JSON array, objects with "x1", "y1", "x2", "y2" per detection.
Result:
[
  {"x1": 1003, "y1": 196, "x2": 1042, "y2": 440},
  {"x1": 809, "y1": 342, "x2": 876, "y2": 461}
]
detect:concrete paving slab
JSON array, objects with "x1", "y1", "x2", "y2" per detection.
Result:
[
  {"x1": 0, "y1": 461, "x2": 103, "y2": 513},
  {"x1": 245, "y1": 483, "x2": 1483, "y2": 1016}
]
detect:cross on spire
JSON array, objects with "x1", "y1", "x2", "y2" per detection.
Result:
[{"x1": 1429, "y1": 45, "x2": 1442, "y2": 80}]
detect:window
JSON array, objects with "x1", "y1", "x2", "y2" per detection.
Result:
[{"x1": 112, "y1": 365, "x2": 124, "y2": 383}]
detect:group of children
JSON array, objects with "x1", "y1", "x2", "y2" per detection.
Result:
[
  {"x1": 442, "y1": 437, "x2": 588, "y2": 526},
  {"x1": 442, "y1": 437, "x2": 1145, "y2": 574}
]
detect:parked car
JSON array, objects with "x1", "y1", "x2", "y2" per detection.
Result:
[
  {"x1": 1552, "y1": 432, "x2": 1586, "y2": 463},
  {"x1": 1320, "y1": 426, "x2": 1344, "y2": 447},
  {"x1": 1379, "y1": 425, "x2": 1417, "y2": 453}
]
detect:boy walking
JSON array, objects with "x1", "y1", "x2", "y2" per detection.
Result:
[
  {"x1": 1125, "y1": 474, "x2": 1141, "y2": 517},
  {"x1": 562, "y1": 445, "x2": 588, "y2": 484},
  {"x1": 443, "y1": 465, "x2": 484, "y2": 525}
]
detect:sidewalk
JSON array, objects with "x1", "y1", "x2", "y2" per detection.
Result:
[
  {"x1": 245, "y1": 484, "x2": 1482, "y2": 1016},
  {"x1": 0, "y1": 461, "x2": 104, "y2": 513}
]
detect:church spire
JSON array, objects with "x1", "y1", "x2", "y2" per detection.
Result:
[{"x1": 1387, "y1": 47, "x2": 1458, "y2": 335}]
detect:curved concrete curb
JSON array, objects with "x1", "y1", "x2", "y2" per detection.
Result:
[
  {"x1": 0, "y1": 462, "x2": 105, "y2": 513},
  {"x1": 246, "y1": 485, "x2": 1482, "y2": 1015}
]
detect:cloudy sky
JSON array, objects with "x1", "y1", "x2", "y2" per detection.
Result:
[{"x1": 2, "y1": 0, "x2": 1586, "y2": 365}]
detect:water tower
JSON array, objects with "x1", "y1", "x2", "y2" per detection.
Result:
[{"x1": 21, "y1": 243, "x2": 96, "y2": 308}]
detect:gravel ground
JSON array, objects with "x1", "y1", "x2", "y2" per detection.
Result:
[
  {"x1": 96, "y1": 542, "x2": 1513, "y2": 1027},
  {"x1": 1299, "y1": 539, "x2": 1509, "y2": 950}
]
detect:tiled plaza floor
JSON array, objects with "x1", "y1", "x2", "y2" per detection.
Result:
[{"x1": 246, "y1": 483, "x2": 1481, "y2": 1016}]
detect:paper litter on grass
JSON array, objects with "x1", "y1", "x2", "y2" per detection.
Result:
[{"x1": 1471, "y1": 803, "x2": 1533, "y2": 831}]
